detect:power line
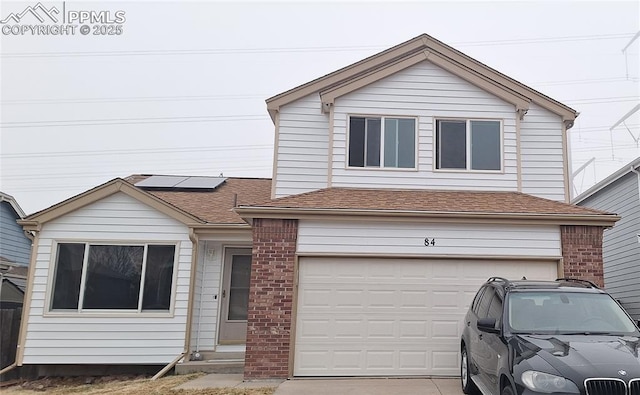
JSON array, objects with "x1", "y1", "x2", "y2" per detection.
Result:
[
  {"x1": 449, "y1": 33, "x2": 635, "y2": 47},
  {"x1": 2, "y1": 77, "x2": 637, "y2": 106},
  {"x1": 562, "y1": 95, "x2": 639, "y2": 103},
  {"x1": 0, "y1": 114, "x2": 270, "y2": 128},
  {"x1": 0, "y1": 94, "x2": 268, "y2": 105},
  {"x1": 1, "y1": 33, "x2": 634, "y2": 58},
  {"x1": 2, "y1": 45, "x2": 386, "y2": 58},
  {"x1": 2, "y1": 93, "x2": 637, "y2": 129},
  {"x1": 531, "y1": 77, "x2": 638, "y2": 86},
  {"x1": 563, "y1": 97, "x2": 639, "y2": 105},
  {"x1": 2, "y1": 163, "x2": 274, "y2": 181},
  {"x1": 0, "y1": 143, "x2": 273, "y2": 159}
]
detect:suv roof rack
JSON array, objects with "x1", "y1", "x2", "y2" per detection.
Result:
[
  {"x1": 487, "y1": 277, "x2": 511, "y2": 287},
  {"x1": 555, "y1": 278, "x2": 599, "y2": 289}
]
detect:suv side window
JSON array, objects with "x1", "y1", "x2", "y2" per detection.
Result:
[
  {"x1": 487, "y1": 293, "x2": 503, "y2": 325},
  {"x1": 477, "y1": 286, "x2": 495, "y2": 318},
  {"x1": 471, "y1": 286, "x2": 487, "y2": 315}
]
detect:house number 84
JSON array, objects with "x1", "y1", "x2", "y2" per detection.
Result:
[{"x1": 424, "y1": 237, "x2": 436, "y2": 246}]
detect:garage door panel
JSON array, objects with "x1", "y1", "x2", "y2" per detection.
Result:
[
  {"x1": 432, "y1": 320, "x2": 461, "y2": 340},
  {"x1": 296, "y1": 344, "x2": 461, "y2": 375},
  {"x1": 294, "y1": 257, "x2": 557, "y2": 376}
]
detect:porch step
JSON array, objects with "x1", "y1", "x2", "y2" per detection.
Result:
[{"x1": 175, "y1": 352, "x2": 245, "y2": 375}]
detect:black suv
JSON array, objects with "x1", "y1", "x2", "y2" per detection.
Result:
[{"x1": 461, "y1": 277, "x2": 640, "y2": 395}]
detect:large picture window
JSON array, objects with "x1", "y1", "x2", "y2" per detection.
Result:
[
  {"x1": 436, "y1": 119, "x2": 501, "y2": 171},
  {"x1": 51, "y1": 243, "x2": 176, "y2": 312},
  {"x1": 348, "y1": 116, "x2": 416, "y2": 169}
]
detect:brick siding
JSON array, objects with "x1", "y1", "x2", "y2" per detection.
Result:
[
  {"x1": 244, "y1": 218, "x2": 297, "y2": 379},
  {"x1": 560, "y1": 225, "x2": 605, "y2": 288}
]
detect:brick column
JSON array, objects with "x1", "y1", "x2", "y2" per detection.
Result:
[
  {"x1": 560, "y1": 225, "x2": 605, "y2": 288},
  {"x1": 244, "y1": 218, "x2": 297, "y2": 379}
]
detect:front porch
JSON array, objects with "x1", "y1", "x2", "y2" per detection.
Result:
[{"x1": 176, "y1": 346, "x2": 245, "y2": 375}]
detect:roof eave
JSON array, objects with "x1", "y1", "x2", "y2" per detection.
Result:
[
  {"x1": 0, "y1": 192, "x2": 26, "y2": 218},
  {"x1": 235, "y1": 206, "x2": 620, "y2": 227},
  {"x1": 21, "y1": 179, "x2": 205, "y2": 228},
  {"x1": 573, "y1": 156, "x2": 640, "y2": 204},
  {"x1": 190, "y1": 223, "x2": 251, "y2": 230}
]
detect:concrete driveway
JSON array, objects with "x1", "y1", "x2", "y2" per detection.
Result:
[
  {"x1": 176, "y1": 374, "x2": 464, "y2": 395},
  {"x1": 273, "y1": 378, "x2": 463, "y2": 395}
]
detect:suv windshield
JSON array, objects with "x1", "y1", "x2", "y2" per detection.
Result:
[{"x1": 508, "y1": 291, "x2": 638, "y2": 335}]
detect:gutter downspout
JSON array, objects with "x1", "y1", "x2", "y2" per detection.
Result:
[
  {"x1": 1, "y1": 229, "x2": 37, "y2": 378},
  {"x1": 152, "y1": 228, "x2": 199, "y2": 380},
  {"x1": 194, "y1": 245, "x2": 207, "y2": 355},
  {"x1": 631, "y1": 165, "x2": 640, "y2": 203}
]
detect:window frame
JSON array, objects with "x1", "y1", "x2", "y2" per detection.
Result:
[
  {"x1": 433, "y1": 117, "x2": 504, "y2": 173},
  {"x1": 45, "y1": 240, "x2": 179, "y2": 316},
  {"x1": 346, "y1": 114, "x2": 419, "y2": 171}
]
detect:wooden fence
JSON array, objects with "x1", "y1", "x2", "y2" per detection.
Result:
[{"x1": 1, "y1": 308, "x2": 22, "y2": 376}]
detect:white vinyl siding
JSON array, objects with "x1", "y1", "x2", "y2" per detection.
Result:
[
  {"x1": 330, "y1": 60, "x2": 519, "y2": 191},
  {"x1": 297, "y1": 220, "x2": 562, "y2": 257},
  {"x1": 294, "y1": 257, "x2": 558, "y2": 376},
  {"x1": 23, "y1": 192, "x2": 192, "y2": 364},
  {"x1": 577, "y1": 172, "x2": 640, "y2": 321},
  {"x1": 274, "y1": 94, "x2": 330, "y2": 198},
  {"x1": 189, "y1": 239, "x2": 252, "y2": 352},
  {"x1": 520, "y1": 103, "x2": 567, "y2": 201}
]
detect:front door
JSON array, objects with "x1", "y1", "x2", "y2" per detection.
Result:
[{"x1": 219, "y1": 248, "x2": 252, "y2": 344}]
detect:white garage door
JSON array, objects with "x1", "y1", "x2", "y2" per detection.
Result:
[{"x1": 294, "y1": 257, "x2": 557, "y2": 376}]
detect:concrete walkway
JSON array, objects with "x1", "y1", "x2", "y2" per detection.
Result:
[{"x1": 175, "y1": 374, "x2": 464, "y2": 395}]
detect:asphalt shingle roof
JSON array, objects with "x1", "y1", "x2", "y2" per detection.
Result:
[
  {"x1": 125, "y1": 175, "x2": 272, "y2": 224},
  {"x1": 250, "y1": 188, "x2": 610, "y2": 216}
]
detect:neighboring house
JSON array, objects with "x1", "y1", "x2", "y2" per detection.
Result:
[
  {"x1": 13, "y1": 34, "x2": 619, "y2": 380},
  {"x1": 574, "y1": 157, "x2": 640, "y2": 321},
  {"x1": 0, "y1": 192, "x2": 31, "y2": 267},
  {"x1": 0, "y1": 192, "x2": 31, "y2": 308},
  {"x1": 0, "y1": 258, "x2": 28, "y2": 308}
]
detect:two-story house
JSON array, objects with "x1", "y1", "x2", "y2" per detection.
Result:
[{"x1": 11, "y1": 34, "x2": 617, "y2": 380}]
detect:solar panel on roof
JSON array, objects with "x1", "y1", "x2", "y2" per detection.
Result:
[
  {"x1": 174, "y1": 176, "x2": 226, "y2": 189},
  {"x1": 135, "y1": 175, "x2": 226, "y2": 190},
  {"x1": 135, "y1": 175, "x2": 189, "y2": 188}
]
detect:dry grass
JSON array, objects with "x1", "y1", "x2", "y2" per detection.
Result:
[{"x1": 2, "y1": 374, "x2": 276, "y2": 395}]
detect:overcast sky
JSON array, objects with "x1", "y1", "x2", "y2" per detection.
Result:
[{"x1": 1, "y1": 0, "x2": 639, "y2": 214}]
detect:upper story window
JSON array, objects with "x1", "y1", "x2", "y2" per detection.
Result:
[
  {"x1": 51, "y1": 242, "x2": 176, "y2": 312},
  {"x1": 436, "y1": 119, "x2": 502, "y2": 171},
  {"x1": 348, "y1": 116, "x2": 416, "y2": 169}
]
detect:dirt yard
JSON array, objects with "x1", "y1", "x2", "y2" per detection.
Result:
[{"x1": 1, "y1": 374, "x2": 276, "y2": 395}]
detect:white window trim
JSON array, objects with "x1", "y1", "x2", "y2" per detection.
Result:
[
  {"x1": 45, "y1": 240, "x2": 180, "y2": 317},
  {"x1": 346, "y1": 114, "x2": 419, "y2": 171},
  {"x1": 433, "y1": 117, "x2": 504, "y2": 173}
]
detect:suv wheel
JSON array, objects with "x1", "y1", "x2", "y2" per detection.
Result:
[
  {"x1": 461, "y1": 345, "x2": 477, "y2": 394},
  {"x1": 501, "y1": 386, "x2": 514, "y2": 395}
]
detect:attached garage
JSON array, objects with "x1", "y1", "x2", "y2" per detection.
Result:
[
  {"x1": 293, "y1": 257, "x2": 558, "y2": 376},
  {"x1": 238, "y1": 189, "x2": 618, "y2": 379}
]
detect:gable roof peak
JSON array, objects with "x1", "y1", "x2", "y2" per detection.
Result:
[{"x1": 266, "y1": 33, "x2": 577, "y2": 124}]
